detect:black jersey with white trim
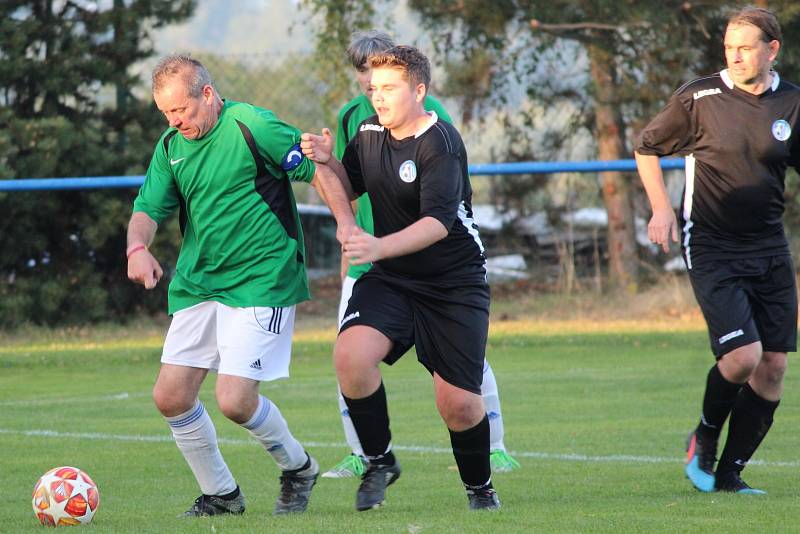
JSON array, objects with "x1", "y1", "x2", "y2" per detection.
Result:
[
  {"x1": 636, "y1": 70, "x2": 800, "y2": 265},
  {"x1": 342, "y1": 112, "x2": 486, "y2": 281}
]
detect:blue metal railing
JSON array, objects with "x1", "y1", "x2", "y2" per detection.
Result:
[{"x1": 0, "y1": 159, "x2": 685, "y2": 192}]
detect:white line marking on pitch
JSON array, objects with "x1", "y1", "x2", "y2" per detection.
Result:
[
  {"x1": 0, "y1": 428, "x2": 797, "y2": 468},
  {"x1": 0, "y1": 392, "x2": 149, "y2": 406}
]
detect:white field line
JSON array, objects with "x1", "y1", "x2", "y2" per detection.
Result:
[
  {"x1": 0, "y1": 427, "x2": 798, "y2": 468},
  {"x1": 0, "y1": 392, "x2": 150, "y2": 406}
]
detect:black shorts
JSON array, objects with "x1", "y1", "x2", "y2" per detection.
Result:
[
  {"x1": 339, "y1": 271, "x2": 490, "y2": 394},
  {"x1": 688, "y1": 255, "x2": 797, "y2": 358}
]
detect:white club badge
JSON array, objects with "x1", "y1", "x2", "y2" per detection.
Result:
[
  {"x1": 399, "y1": 160, "x2": 417, "y2": 183},
  {"x1": 772, "y1": 119, "x2": 792, "y2": 141}
]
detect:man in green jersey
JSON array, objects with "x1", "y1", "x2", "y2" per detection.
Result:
[
  {"x1": 321, "y1": 30, "x2": 520, "y2": 479},
  {"x1": 126, "y1": 55, "x2": 354, "y2": 518}
]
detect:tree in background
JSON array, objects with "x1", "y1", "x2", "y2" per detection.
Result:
[
  {"x1": 0, "y1": 0, "x2": 194, "y2": 327},
  {"x1": 300, "y1": 0, "x2": 800, "y2": 290},
  {"x1": 299, "y1": 0, "x2": 382, "y2": 124},
  {"x1": 406, "y1": 0, "x2": 725, "y2": 290}
]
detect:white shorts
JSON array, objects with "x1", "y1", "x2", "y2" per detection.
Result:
[
  {"x1": 161, "y1": 301, "x2": 296, "y2": 382},
  {"x1": 338, "y1": 276, "x2": 357, "y2": 326}
]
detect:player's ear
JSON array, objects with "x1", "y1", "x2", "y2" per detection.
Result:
[
  {"x1": 415, "y1": 83, "x2": 426, "y2": 104},
  {"x1": 768, "y1": 39, "x2": 780, "y2": 62},
  {"x1": 202, "y1": 84, "x2": 215, "y2": 104}
]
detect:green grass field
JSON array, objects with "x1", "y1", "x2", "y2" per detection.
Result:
[{"x1": 2, "y1": 321, "x2": 799, "y2": 533}]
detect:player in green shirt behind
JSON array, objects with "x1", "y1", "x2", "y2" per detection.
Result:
[{"x1": 322, "y1": 30, "x2": 520, "y2": 479}]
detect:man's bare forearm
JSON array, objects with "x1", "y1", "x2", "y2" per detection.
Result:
[
  {"x1": 127, "y1": 211, "x2": 158, "y2": 248},
  {"x1": 635, "y1": 151, "x2": 671, "y2": 211},
  {"x1": 312, "y1": 162, "x2": 356, "y2": 229}
]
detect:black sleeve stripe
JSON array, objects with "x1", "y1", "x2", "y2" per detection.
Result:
[
  {"x1": 160, "y1": 130, "x2": 187, "y2": 235},
  {"x1": 162, "y1": 129, "x2": 178, "y2": 157},
  {"x1": 234, "y1": 120, "x2": 269, "y2": 177},
  {"x1": 341, "y1": 105, "x2": 359, "y2": 145},
  {"x1": 235, "y1": 119, "x2": 303, "y2": 263}
]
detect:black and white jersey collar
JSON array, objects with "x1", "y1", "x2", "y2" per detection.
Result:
[
  {"x1": 414, "y1": 111, "x2": 439, "y2": 138},
  {"x1": 720, "y1": 69, "x2": 780, "y2": 92}
]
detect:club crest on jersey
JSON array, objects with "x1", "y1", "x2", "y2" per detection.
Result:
[
  {"x1": 772, "y1": 120, "x2": 792, "y2": 141},
  {"x1": 281, "y1": 143, "x2": 304, "y2": 171},
  {"x1": 398, "y1": 160, "x2": 417, "y2": 183}
]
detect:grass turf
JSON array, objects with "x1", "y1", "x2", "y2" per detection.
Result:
[{"x1": 1, "y1": 323, "x2": 798, "y2": 532}]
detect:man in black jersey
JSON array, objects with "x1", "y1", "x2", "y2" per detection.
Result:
[
  {"x1": 635, "y1": 6, "x2": 800, "y2": 494},
  {"x1": 301, "y1": 45, "x2": 499, "y2": 511}
]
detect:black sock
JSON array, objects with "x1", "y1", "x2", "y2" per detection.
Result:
[
  {"x1": 449, "y1": 414, "x2": 491, "y2": 489},
  {"x1": 696, "y1": 364, "x2": 743, "y2": 441},
  {"x1": 717, "y1": 383, "x2": 779, "y2": 475},
  {"x1": 343, "y1": 382, "x2": 394, "y2": 465}
]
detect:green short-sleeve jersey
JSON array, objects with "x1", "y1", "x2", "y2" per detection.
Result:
[
  {"x1": 133, "y1": 100, "x2": 315, "y2": 314},
  {"x1": 335, "y1": 93, "x2": 453, "y2": 279}
]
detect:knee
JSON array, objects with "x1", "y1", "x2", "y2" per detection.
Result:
[
  {"x1": 437, "y1": 395, "x2": 484, "y2": 430},
  {"x1": 719, "y1": 344, "x2": 762, "y2": 380},
  {"x1": 761, "y1": 352, "x2": 788, "y2": 384},
  {"x1": 334, "y1": 339, "x2": 373, "y2": 377},
  {"x1": 152, "y1": 384, "x2": 194, "y2": 417},
  {"x1": 216, "y1": 391, "x2": 254, "y2": 424},
  {"x1": 333, "y1": 342, "x2": 352, "y2": 376}
]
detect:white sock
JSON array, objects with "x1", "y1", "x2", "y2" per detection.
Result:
[
  {"x1": 338, "y1": 384, "x2": 365, "y2": 457},
  {"x1": 481, "y1": 361, "x2": 506, "y2": 451},
  {"x1": 166, "y1": 400, "x2": 237, "y2": 496},
  {"x1": 241, "y1": 395, "x2": 307, "y2": 471}
]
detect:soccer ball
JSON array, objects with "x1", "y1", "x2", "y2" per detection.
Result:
[{"x1": 32, "y1": 466, "x2": 99, "y2": 527}]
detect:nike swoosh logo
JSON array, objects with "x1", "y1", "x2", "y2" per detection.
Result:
[{"x1": 170, "y1": 158, "x2": 186, "y2": 166}]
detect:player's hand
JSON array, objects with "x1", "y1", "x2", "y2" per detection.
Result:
[
  {"x1": 343, "y1": 227, "x2": 382, "y2": 265},
  {"x1": 647, "y1": 208, "x2": 679, "y2": 253},
  {"x1": 336, "y1": 221, "x2": 358, "y2": 248},
  {"x1": 300, "y1": 128, "x2": 333, "y2": 164},
  {"x1": 337, "y1": 211, "x2": 359, "y2": 280},
  {"x1": 127, "y1": 248, "x2": 163, "y2": 290}
]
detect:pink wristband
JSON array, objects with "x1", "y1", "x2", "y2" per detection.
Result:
[{"x1": 126, "y1": 244, "x2": 147, "y2": 259}]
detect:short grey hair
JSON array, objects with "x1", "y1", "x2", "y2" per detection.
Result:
[
  {"x1": 346, "y1": 30, "x2": 395, "y2": 69},
  {"x1": 152, "y1": 54, "x2": 214, "y2": 97}
]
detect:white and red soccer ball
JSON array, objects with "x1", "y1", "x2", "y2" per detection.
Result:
[{"x1": 32, "y1": 466, "x2": 99, "y2": 527}]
